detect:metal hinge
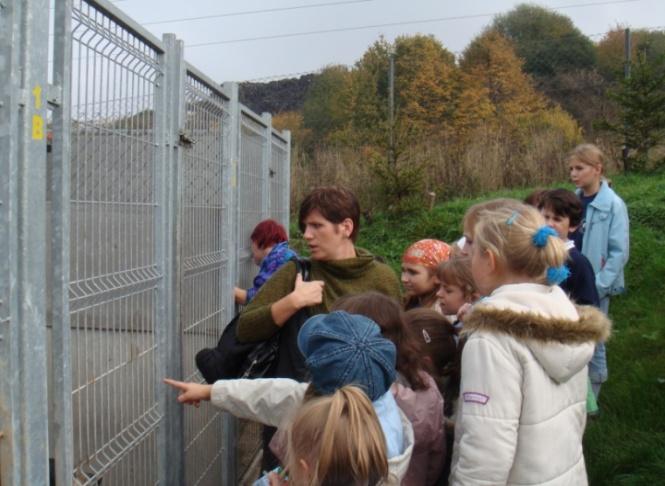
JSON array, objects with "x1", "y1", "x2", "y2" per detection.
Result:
[
  {"x1": 47, "y1": 84, "x2": 62, "y2": 107},
  {"x1": 178, "y1": 130, "x2": 195, "y2": 146}
]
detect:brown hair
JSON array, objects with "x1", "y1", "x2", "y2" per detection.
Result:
[
  {"x1": 523, "y1": 189, "x2": 548, "y2": 208},
  {"x1": 437, "y1": 257, "x2": 477, "y2": 301},
  {"x1": 333, "y1": 292, "x2": 428, "y2": 390},
  {"x1": 299, "y1": 186, "x2": 361, "y2": 241},
  {"x1": 538, "y1": 188, "x2": 584, "y2": 228},
  {"x1": 473, "y1": 202, "x2": 568, "y2": 282},
  {"x1": 286, "y1": 385, "x2": 389, "y2": 486},
  {"x1": 567, "y1": 143, "x2": 605, "y2": 174},
  {"x1": 403, "y1": 308, "x2": 459, "y2": 415}
]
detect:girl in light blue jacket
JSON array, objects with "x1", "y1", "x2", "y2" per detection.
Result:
[{"x1": 568, "y1": 144, "x2": 629, "y2": 399}]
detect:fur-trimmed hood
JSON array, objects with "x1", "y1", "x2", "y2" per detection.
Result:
[{"x1": 465, "y1": 283, "x2": 612, "y2": 383}]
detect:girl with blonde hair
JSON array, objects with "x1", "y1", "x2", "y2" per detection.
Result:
[
  {"x1": 450, "y1": 202, "x2": 611, "y2": 486},
  {"x1": 567, "y1": 143, "x2": 629, "y2": 399},
  {"x1": 268, "y1": 385, "x2": 389, "y2": 486},
  {"x1": 459, "y1": 198, "x2": 522, "y2": 256}
]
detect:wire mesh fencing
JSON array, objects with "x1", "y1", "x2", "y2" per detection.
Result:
[{"x1": 0, "y1": 0, "x2": 290, "y2": 485}]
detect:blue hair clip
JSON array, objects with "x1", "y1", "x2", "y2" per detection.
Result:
[
  {"x1": 532, "y1": 226, "x2": 557, "y2": 248},
  {"x1": 547, "y1": 265, "x2": 571, "y2": 285},
  {"x1": 506, "y1": 211, "x2": 519, "y2": 226}
]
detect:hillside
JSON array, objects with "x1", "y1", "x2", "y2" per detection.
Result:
[{"x1": 239, "y1": 74, "x2": 316, "y2": 114}]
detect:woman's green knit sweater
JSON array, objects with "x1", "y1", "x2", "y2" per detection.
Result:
[{"x1": 236, "y1": 248, "x2": 401, "y2": 342}]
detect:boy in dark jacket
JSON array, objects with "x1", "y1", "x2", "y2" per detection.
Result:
[{"x1": 539, "y1": 189, "x2": 600, "y2": 307}]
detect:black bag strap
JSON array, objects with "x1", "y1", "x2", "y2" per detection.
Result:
[{"x1": 293, "y1": 258, "x2": 311, "y2": 284}]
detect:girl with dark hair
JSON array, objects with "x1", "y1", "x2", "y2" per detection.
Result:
[
  {"x1": 401, "y1": 239, "x2": 451, "y2": 312},
  {"x1": 404, "y1": 308, "x2": 460, "y2": 485},
  {"x1": 333, "y1": 292, "x2": 445, "y2": 486}
]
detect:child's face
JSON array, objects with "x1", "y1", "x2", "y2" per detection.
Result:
[
  {"x1": 401, "y1": 263, "x2": 438, "y2": 296},
  {"x1": 569, "y1": 159, "x2": 601, "y2": 193},
  {"x1": 540, "y1": 207, "x2": 572, "y2": 240},
  {"x1": 436, "y1": 283, "x2": 468, "y2": 315}
]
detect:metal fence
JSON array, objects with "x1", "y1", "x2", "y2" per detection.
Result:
[{"x1": 0, "y1": 0, "x2": 291, "y2": 484}]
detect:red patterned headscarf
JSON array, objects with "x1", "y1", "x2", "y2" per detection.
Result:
[{"x1": 402, "y1": 239, "x2": 451, "y2": 269}]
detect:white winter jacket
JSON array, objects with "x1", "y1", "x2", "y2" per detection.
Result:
[
  {"x1": 210, "y1": 378, "x2": 414, "y2": 485},
  {"x1": 450, "y1": 283, "x2": 611, "y2": 486}
]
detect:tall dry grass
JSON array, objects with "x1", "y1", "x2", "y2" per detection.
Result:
[{"x1": 291, "y1": 122, "x2": 598, "y2": 214}]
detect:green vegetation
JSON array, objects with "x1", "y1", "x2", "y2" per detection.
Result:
[
  {"x1": 599, "y1": 52, "x2": 665, "y2": 171},
  {"x1": 350, "y1": 171, "x2": 664, "y2": 485},
  {"x1": 268, "y1": 6, "x2": 665, "y2": 214}
]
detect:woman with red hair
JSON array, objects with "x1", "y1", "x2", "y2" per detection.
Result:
[{"x1": 233, "y1": 219, "x2": 297, "y2": 305}]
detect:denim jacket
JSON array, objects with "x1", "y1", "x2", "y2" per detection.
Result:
[{"x1": 577, "y1": 181, "x2": 629, "y2": 299}]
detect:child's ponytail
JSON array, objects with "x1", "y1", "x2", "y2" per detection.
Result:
[
  {"x1": 287, "y1": 385, "x2": 389, "y2": 486},
  {"x1": 473, "y1": 203, "x2": 568, "y2": 284}
]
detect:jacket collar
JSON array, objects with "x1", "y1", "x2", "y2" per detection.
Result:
[
  {"x1": 577, "y1": 180, "x2": 614, "y2": 212},
  {"x1": 465, "y1": 301, "x2": 611, "y2": 344}
]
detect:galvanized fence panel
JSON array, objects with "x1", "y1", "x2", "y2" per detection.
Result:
[
  {"x1": 270, "y1": 133, "x2": 290, "y2": 230},
  {"x1": 237, "y1": 110, "x2": 268, "y2": 290},
  {"x1": 234, "y1": 108, "x2": 270, "y2": 480},
  {"x1": 1, "y1": 0, "x2": 291, "y2": 483},
  {"x1": 180, "y1": 70, "x2": 231, "y2": 486},
  {"x1": 64, "y1": 1, "x2": 164, "y2": 483}
]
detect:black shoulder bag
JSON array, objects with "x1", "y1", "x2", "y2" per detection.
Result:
[{"x1": 195, "y1": 259, "x2": 311, "y2": 383}]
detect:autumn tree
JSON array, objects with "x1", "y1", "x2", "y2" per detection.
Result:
[
  {"x1": 457, "y1": 30, "x2": 546, "y2": 128},
  {"x1": 393, "y1": 35, "x2": 458, "y2": 136},
  {"x1": 456, "y1": 29, "x2": 580, "y2": 186}
]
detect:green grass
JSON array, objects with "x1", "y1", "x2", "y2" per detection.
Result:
[{"x1": 351, "y1": 171, "x2": 665, "y2": 485}]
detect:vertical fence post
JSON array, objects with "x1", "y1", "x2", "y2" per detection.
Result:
[
  {"x1": 220, "y1": 81, "x2": 240, "y2": 486},
  {"x1": 156, "y1": 33, "x2": 186, "y2": 486},
  {"x1": 0, "y1": 0, "x2": 51, "y2": 483},
  {"x1": 262, "y1": 112, "x2": 273, "y2": 218},
  {"x1": 283, "y1": 129, "x2": 292, "y2": 233},
  {"x1": 49, "y1": 0, "x2": 74, "y2": 483}
]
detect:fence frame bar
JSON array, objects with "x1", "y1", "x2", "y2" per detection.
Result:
[
  {"x1": 156, "y1": 32, "x2": 186, "y2": 486},
  {"x1": 49, "y1": 0, "x2": 75, "y2": 483},
  {"x1": 283, "y1": 129, "x2": 292, "y2": 233},
  {"x1": 220, "y1": 81, "x2": 241, "y2": 486},
  {"x1": 0, "y1": 0, "x2": 51, "y2": 483},
  {"x1": 83, "y1": 0, "x2": 164, "y2": 52},
  {"x1": 262, "y1": 112, "x2": 273, "y2": 219}
]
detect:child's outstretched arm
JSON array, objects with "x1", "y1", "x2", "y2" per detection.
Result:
[
  {"x1": 165, "y1": 377, "x2": 308, "y2": 428},
  {"x1": 164, "y1": 378, "x2": 211, "y2": 407}
]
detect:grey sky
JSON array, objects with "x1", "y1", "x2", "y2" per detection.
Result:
[{"x1": 115, "y1": 0, "x2": 665, "y2": 82}]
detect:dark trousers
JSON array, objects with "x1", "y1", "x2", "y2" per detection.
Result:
[{"x1": 261, "y1": 425, "x2": 280, "y2": 473}]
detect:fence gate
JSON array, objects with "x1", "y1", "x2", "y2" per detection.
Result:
[{"x1": 0, "y1": 0, "x2": 291, "y2": 484}]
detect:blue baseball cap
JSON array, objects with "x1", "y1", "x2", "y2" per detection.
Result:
[{"x1": 297, "y1": 311, "x2": 397, "y2": 401}]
